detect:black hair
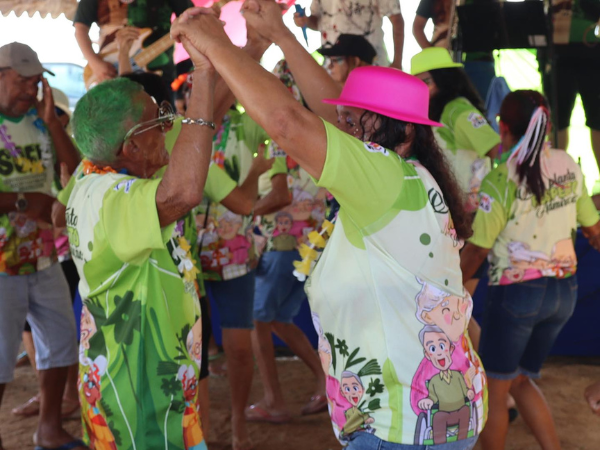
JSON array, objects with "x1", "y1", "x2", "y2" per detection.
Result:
[
  {"x1": 360, "y1": 112, "x2": 473, "y2": 240},
  {"x1": 428, "y1": 68, "x2": 486, "y2": 122},
  {"x1": 121, "y1": 71, "x2": 173, "y2": 106},
  {"x1": 499, "y1": 90, "x2": 550, "y2": 204}
]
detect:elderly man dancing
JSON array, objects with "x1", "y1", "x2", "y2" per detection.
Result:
[{"x1": 67, "y1": 26, "x2": 216, "y2": 449}]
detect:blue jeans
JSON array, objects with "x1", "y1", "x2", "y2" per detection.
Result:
[
  {"x1": 479, "y1": 276, "x2": 578, "y2": 380},
  {"x1": 346, "y1": 433, "x2": 478, "y2": 450}
]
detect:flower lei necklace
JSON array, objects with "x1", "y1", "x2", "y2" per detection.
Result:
[{"x1": 82, "y1": 159, "x2": 119, "y2": 175}]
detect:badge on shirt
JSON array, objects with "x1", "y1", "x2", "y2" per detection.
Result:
[
  {"x1": 468, "y1": 112, "x2": 487, "y2": 129},
  {"x1": 479, "y1": 193, "x2": 494, "y2": 213},
  {"x1": 364, "y1": 142, "x2": 389, "y2": 156}
]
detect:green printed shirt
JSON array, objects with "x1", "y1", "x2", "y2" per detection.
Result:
[
  {"x1": 470, "y1": 148, "x2": 599, "y2": 285},
  {"x1": 69, "y1": 172, "x2": 205, "y2": 450},
  {"x1": 0, "y1": 110, "x2": 57, "y2": 275},
  {"x1": 307, "y1": 121, "x2": 487, "y2": 446},
  {"x1": 197, "y1": 110, "x2": 286, "y2": 281},
  {"x1": 435, "y1": 97, "x2": 500, "y2": 212}
]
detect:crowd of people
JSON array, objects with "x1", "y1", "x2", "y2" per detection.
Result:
[{"x1": 1, "y1": 0, "x2": 600, "y2": 450}]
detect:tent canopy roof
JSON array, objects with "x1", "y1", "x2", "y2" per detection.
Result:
[{"x1": 0, "y1": 0, "x2": 77, "y2": 20}]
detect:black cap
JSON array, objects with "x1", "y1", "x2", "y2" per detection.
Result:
[{"x1": 317, "y1": 34, "x2": 376, "y2": 64}]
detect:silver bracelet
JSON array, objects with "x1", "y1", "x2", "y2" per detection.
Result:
[{"x1": 181, "y1": 117, "x2": 216, "y2": 130}]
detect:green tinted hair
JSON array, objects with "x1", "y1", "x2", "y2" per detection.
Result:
[{"x1": 72, "y1": 78, "x2": 144, "y2": 162}]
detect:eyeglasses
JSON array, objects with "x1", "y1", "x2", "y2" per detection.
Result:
[
  {"x1": 123, "y1": 101, "x2": 177, "y2": 142},
  {"x1": 324, "y1": 56, "x2": 347, "y2": 67}
]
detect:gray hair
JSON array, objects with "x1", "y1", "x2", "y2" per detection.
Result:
[
  {"x1": 415, "y1": 278, "x2": 451, "y2": 324},
  {"x1": 340, "y1": 370, "x2": 363, "y2": 388},
  {"x1": 419, "y1": 324, "x2": 446, "y2": 347},
  {"x1": 72, "y1": 78, "x2": 144, "y2": 163}
]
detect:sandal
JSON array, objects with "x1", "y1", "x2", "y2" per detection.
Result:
[
  {"x1": 301, "y1": 394, "x2": 328, "y2": 416},
  {"x1": 12, "y1": 394, "x2": 40, "y2": 417},
  {"x1": 245, "y1": 404, "x2": 291, "y2": 424},
  {"x1": 208, "y1": 353, "x2": 227, "y2": 378}
]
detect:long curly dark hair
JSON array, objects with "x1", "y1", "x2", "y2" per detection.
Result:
[
  {"x1": 499, "y1": 90, "x2": 550, "y2": 204},
  {"x1": 359, "y1": 112, "x2": 473, "y2": 240},
  {"x1": 428, "y1": 68, "x2": 487, "y2": 122}
]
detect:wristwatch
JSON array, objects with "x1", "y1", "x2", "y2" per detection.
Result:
[{"x1": 15, "y1": 193, "x2": 28, "y2": 212}]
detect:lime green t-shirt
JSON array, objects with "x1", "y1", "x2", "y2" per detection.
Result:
[
  {"x1": 435, "y1": 97, "x2": 500, "y2": 212},
  {"x1": 0, "y1": 109, "x2": 58, "y2": 275},
  {"x1": 68, "y1": 172, "x2": 205, "y2": 450},
  {"x1": 197, "y1": 110, "x2": 286, "y2": 281},
  {"x1": 470, "y1": 148, "x2": 599, "y2": 286},
  {"x1": 306, "y1": 121, "x2": 487, "y2": 445}
]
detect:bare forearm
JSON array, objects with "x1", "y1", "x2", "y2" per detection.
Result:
[
  {"x1": 413, "y1": 21, "x2": 432, "y2": 49},
  {"x1": 47, "y1": 120, "x2": 80, "y2": 174},
  {"x1": 275, "y1": 33, "x2": 339, "y2": 123},
  {"x1": 460, "y1": 243, "x2": 489, "y2": 283},
  {"x1": 391, "y1": 15, "x2": 404, "y2": 67},
  {"x1": 118, "y1": 50, "x2": 133, "y2": 75},
  {"x1": 75, "y1": 24, "x2": 101, "y2": 63},
  {"x1": 158, "y1": 70, "x2": 215, "y2": 226},
  {"x1": 254, "y1": 189, "x2": 290, "y2": 216}
]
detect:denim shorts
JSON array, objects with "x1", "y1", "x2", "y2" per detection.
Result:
[
  {"x1": 205, "y1": 270, "x2": 255, "y2": 329},
  {"x1": 479, "y1": 276, "x2": 578, "y2": 380},
  {"x1": 254, "y1": 251, "x2": 307, "y2": 323},
  {"x1": 346, "y1": 433, "x2": 477, "y2": 450}
]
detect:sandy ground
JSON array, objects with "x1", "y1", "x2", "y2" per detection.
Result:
[{"x1": 1, "y1": 356, "x2": 600, "y2": 450}]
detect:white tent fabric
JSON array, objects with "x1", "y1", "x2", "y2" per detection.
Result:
[{"x1": 0, "y1": 0, "x2": 77, "y2": 20}]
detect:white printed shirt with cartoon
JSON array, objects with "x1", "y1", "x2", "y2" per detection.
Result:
[
  {"x1": 68, "y1": 172, "x2": 205, "y2": 449},
  {"x1": 470, "y1": 147, "x2": 600, "y2": 286},
  {"x1": 0, "y1": 109, "x2": 57, "y2": 275},
  {"x1": 435, "y1": 97, "x2": 500, "y2": 213},
  {"x1": 310, "y1": 0, "x2": 401, "y2": 65},
  {"x1": 256, "y1": 142, "x2": 328, "y2": 254},
  {"x1": 306, "y1": 121, "x2": 487, "y2": 446},
  {"x1": 197, "y1": 110, "x2": 286, "y2": 281}
]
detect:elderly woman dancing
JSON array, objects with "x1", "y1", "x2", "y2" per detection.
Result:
[
  {"x1": 170, "y1": 2, "x2": 487, "y2": 449},
  {"x1": 67, "y1": 28, "x2": 217, "y2": 450}
]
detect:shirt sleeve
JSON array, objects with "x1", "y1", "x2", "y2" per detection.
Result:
[
  {"x1": 57, "y1": 162, "x2": 84, "y2": 206},
  {"x1": 204, "y1": 163, "x2": 237, "y2": 204},
  {"x1": 416, "y1": 0, "x2": 434, "y2": 19},
  {"x1": 469, "y1": 169, "x2": 509, "y2": 249},
  {"x1": 316, "y1": 120, "x2": 405, "y2": 229},
  {"x1": 453, "y1": 110, "x2": 500, "y2": 158},
  {"x1": 378, "y1": 0, "x2": 402, "y2": 18},
  {"x1": 73, "y1": 0, "x2": 99, "y2": 26},
  {"x1": 269, "y1": 153, "x2": 288, "y2": 178},
  {"x1": 241, "y1": 113, "x2": 269, "y2": 154},
  {"x1": 101, "y1": 177, "x2": 171, "y2": 265},
  {"x1": 577, "y1": 181, "x2": 600, "y2": 227}
]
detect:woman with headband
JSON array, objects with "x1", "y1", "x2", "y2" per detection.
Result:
[
  {"x1": 172, "y1": 2, "x2": 486, "y2": 449},
  {"x1": 461, "y1": 90, "x2": 600, "y2": 450}
]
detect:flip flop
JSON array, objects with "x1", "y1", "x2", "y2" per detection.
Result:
[
  {"x1": 11, "y1": 395, "x2": 40, "y2": 417},
  {"x1": 34, "y1": 439, "x2": 87, "y2": 450},
  {"x1": 301, "y1": 394, "x2": 328, "y2": 416},
  {"x1": 245, "y1": 404, "x2": 291, "y2": 424}
]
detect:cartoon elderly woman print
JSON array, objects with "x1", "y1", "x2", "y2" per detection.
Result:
[
  {"x1": 500, "y1": 241, "x2": 550, "y2": 285},
  {"x1": 177, "y1": 365, "x2": 204, "y2": 450},
  {"x1": 81, "y1": 355, "x2": 118, "y2": 450},
  {"x1": 186, "y1": 319, "x2": 203, "y2": 371},
  {"x1": 312, "y1": 312, "x2": 352, "y2": 439},
  {"x1": 414, "y1": 278, "x2": 472, "y2": 343},
  {"x1": 79, "y1": 305, "x2": 98, "y2": 364}
]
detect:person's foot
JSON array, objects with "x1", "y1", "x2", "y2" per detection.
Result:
[
  {"x1": 15, "y1": 351, "x2": 30, "y2": 368},
  {"x1": 301, "y1": 394, "x2": 327, "y2": 415},
  {"x1": 12, "y1": 394, "x2": 40, "y2": 417},
  {"x1": 208, "y1": 352, "x2": 227, "y2": 378},
  {"x1": 33, "y1": 427, "x2": 87, "y2": 450},
  {"x1": 232, "y1": 415, "x2": 253, "y2": 450},
  {"x1": 232, "y1": 438, "x2": 254, "y2": 450},
  {"x1": 245, "y1": 401, "x2": 291, "y2": 423}
]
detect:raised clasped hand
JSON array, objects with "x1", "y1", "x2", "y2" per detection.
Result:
[
  {"x1": 35, "y1": 78, "x2": 58, "y2": 126},
  {"x1": 170, "y1": 6, "x2": 228, "y2": 67},
  {"x1": 242, "y1": 0, "x2": 290, "y2": 43}
]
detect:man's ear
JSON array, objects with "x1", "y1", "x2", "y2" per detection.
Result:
[{"x1": 121, "y1": 139, "x2": 140, "y2": 161}]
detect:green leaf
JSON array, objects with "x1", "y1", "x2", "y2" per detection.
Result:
[
  {"x1": 156, "y1": 361, "x2": 180, "y2": 376},
  {"x1": 367, "y1": 398, "x2": 381, "y2": 411},
  {"x1": 358, "y1": 400, "x2": 366, "y2": 410},
  {"x1": 107, "y1": 420, "x2": 122, "y2": 446},
  {"x1": 358, "y1": 359, "x2": 382, "y2": 377},
  {"x1": 325, "y1": 332, "x2": 336, "y2": 372}
]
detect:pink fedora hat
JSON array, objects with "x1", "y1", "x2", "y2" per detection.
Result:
[{"x1": 323, "y1": 66, "x2": 443, "y2": 127}]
